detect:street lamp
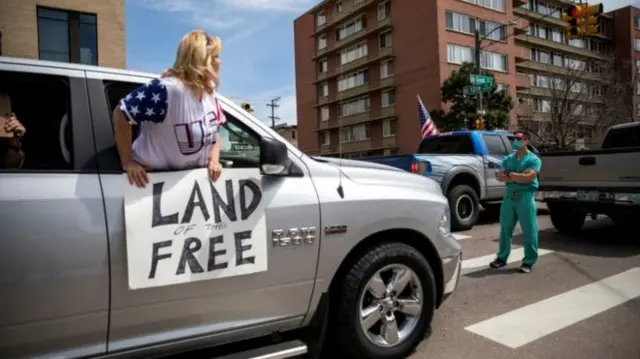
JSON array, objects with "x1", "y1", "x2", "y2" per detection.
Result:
[{"x1": 474, "y1": 20, "x2": 518, "y2": 119}]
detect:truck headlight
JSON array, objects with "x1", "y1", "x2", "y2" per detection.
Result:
[{"x1": 439, "y1": 205, "x2": 451, "y2": 234}]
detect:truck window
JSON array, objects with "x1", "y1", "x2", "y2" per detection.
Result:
[
  {"x1": 601, "y1": 125, "x2": 640, "y2": 149},
  {"x1": 483, "y1": 134, "x2": 508, "y2": 156},
  {"x1": 0, "y1": 70, "x2": 73, "y2": 171},
  {"x1": 417, "y1": 136, "x2": 474, "y2": 154}
]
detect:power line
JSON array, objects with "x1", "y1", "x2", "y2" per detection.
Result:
[{"x1": 266, "y1": 97, "x2": 281, "y2": 128}]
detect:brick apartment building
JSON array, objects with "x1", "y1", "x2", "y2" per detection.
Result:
[
  {"x1": 273, "y1": 123, "x2": 299, "y2": 147},
  {"x1": 293, "y1": 0, "x2": 638, "y2": 157},
  {"x1": 0, "y1": 0, "x2": 125, "y2": 68}
]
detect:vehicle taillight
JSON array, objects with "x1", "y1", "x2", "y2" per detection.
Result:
[
  {"x1": 410, "y1": 162, "x2": 419, "y2": 173},
  {"x1": 410, "y1": 161, "x2": 432, "y2": 176}
]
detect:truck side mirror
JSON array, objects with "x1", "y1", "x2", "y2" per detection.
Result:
[{"x1": 259, "y1": 137, "x2": 289, "y2": 175}]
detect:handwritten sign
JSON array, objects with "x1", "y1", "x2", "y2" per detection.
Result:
[{"x1": 124, "y1": 168, "x2": 267, "y2": 290}]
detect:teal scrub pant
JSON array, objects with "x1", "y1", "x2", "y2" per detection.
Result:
[{"x1": 497, "y1": 191, "x2": 539, "y2": 266}]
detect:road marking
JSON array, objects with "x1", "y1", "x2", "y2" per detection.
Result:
[
  {"x1": 464, "y1": 267, "x2": 640, "y2": 349},
  {"x1": 453, "y1": 234, "x2": 472, "y2": 240},
  {"x1": 461, "y1": 248, "x2": 554, "y2": 276}
]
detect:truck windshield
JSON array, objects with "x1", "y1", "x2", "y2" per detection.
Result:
[
  {"x1": 601, "y1": 125, "x2": 640, "y2": 149},
  {"x1": 417, "y1": 136, "x2": 474, "y2": 154}
]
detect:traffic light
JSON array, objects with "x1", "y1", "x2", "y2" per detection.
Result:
[{"x1": 583, "y1": 3, "x2": 604, "y2": 35}]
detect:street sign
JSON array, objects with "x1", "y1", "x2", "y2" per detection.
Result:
[
  {"x1": 463, "y1": 85, "x2": 491, "y2": 96},
  {"x1": 470, "y1": 74, "x2": 493, "y2": 86}
]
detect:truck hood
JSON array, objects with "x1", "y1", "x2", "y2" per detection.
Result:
[{"x1": 313, "y1": 156, "x2": 442, "y2": 194}]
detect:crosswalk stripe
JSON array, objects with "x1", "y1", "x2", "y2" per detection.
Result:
[
  {"x1": 461, "y1": 248, "x2": 554, "y2": 276},
  {"x1": 464, "y1": 267, "x2": 640, "y2": 349},
  {"x1": 453, "y1": 234, "x2": 472, "y2": 240}
]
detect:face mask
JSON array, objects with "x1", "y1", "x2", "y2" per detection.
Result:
[{"x1": 512, "y1": 140, "x2": 522, "y2": 150}]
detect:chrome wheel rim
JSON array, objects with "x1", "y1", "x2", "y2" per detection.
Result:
[
  {"x1": 358, "y1": 264, "x2": 423, "y2": 348},
  {"x1": 456, "y1": 194, "x2": 474, "y2": 221}
]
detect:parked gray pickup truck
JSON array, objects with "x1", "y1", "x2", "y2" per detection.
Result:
[
  {"x1": 536, "y1": 122, "x2": 640, "y2": 233},
  {"x1": 0, "y1": 57, "x2": 462, "y2": 359}
]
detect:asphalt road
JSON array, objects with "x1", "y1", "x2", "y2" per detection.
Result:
[{"x1": 412, "y1": 210, "x2": 640, "y2": 359}]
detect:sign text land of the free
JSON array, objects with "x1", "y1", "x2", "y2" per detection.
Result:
[{"x1": 124, "y1": 168, "x2": 268, "y2": 290}]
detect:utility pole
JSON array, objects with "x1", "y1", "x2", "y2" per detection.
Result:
[
  {"x1": 474, "y1": 29, "x2": 483, "y2": 121},
  {"x1": 266, "y1": 97, "x2": 281, "y2": 128}
]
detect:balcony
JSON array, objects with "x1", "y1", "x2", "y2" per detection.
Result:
[
  {"x1": 513, "y1": 0, "x2": 528, "y2": 6},
  {"x1": 515, "y1": 34, "x2": 610, "y2": 61},
  {"x1": 513, "y1": 7, "x2": 565, "y2": 28},
  {"x1": 312, "y1": 18, "x2": 393, "y2": 60},
  {"x1": 314, "y1": 48, "x2": 394, "y2": 84},
  {"x1": 315, "y1": 108, "x2": 392, "y2": 131},
  {"x1": 515, "y1": 60, "x2": 612, "y2": 84},
  {"x1": 515, "y1": 73, "x2": 531, "y2": 89},
  {"x1": 311, "y1": 0, "x2": 382, "y2": 36},
  {"x1": 340, "y1": 112, "x2": 373, "y2": 127},
  {"x1": 381, "y1": 135, "x2": 396, "y2": 148},
  {"x1": 317, "y1": 95, "x2": 329, "y2": 106},
  {"x1": 516, "y1": 86, "x2": 605, "y2": 103},
  {"x1": 378, "y1": 105, "x2": 395, "y2": 119}
]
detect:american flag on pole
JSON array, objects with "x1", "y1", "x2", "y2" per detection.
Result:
[{"x1": 418, "y1": 95, "x2": 438, "y2": 139}]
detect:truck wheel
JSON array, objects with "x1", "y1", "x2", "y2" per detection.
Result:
[
  {"x1": 447, "y1": 185, "x2": 480, "y2": 231},
  {"x1": 548, "y1": 203, "x2": 585, "y2": 234},
  {"x1": 331, "y1": 242, "x2": 436, "y2": 359}
]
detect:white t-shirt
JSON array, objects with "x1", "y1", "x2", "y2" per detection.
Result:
[{"x1": 118, "y1": 77, "x2": 226, "y2": 170}]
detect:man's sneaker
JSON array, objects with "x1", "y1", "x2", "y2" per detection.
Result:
[
  {"x1": 489, "y1": 258, "x2": 507, "y2": 268},
  {"x1": 520, "y1": 264, "x2": 532, "y2": 273}
]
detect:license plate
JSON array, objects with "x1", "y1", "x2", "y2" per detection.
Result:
[{"x1": 577, "y1": 191, "x2": 600, "y2": 201}]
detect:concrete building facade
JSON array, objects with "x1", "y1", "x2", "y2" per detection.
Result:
[
  {"x1": 0, "y1": 0, "x2": 125, "y2": 68},
  {"x1": 294, "y1": 0, "x2": 632, "y2": 156}
]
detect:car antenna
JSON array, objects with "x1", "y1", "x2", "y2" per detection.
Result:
[{"x1": 335, "y1": 15, "x2": 353, "y2": 200}]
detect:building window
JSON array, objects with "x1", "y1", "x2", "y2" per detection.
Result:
[
  {"x1": 340, "y1": 97, "x2": 370, "y2": 117},
  {"x1": 380, "y1": 30, "x2": 392, "y2": 49},
  {"x1": 317, "y1": 10, "x2": 326, "y2": 27},
  {"x1": 636, "y1": 60, "x2": 640, "y2": 72},
  {"x1": 338, "y1": 69, "x2": 368, "y2": 91},
  {"x1": 636, "y1": 104, "x2": 640, "y2": 116},
  {"x1": 380, "y1": 59, "x2": 394, "y2": 78},
  {"x1": 317, "y1": 34, "x2": 327, "y2": 50},
  {"x1": 320, "y1": 106, "x2": 329, "y2": 121},
  {"x1": 445, "y1": 11, "x2": 506, "y2": 41},
  {"x1": 318, "y1": 59, "x2": 328, "y2": 73},
  {"x1": 318, "y1": 82, "x2": 329, "y2": 97},
  {"x1": 636, "y1": 38, "x2": 640, "y2": 51},
  {"x1": 462, "y1": 0, "x2": 505, "y2": 12},
  {"x1": 378, "y1": 1, "x2": 391, "y2": 20},
  {"x1": 338, "y1": 42, "x2": 367, "y2": 65},
  {"x1": 382, "y1": 89, "x2": 395, "y2": 107},
  {"x1": 496, "y1": 84, "x2": 509, "y2": 94},
  {"x1": 340, "y1": 124, "x2": 370, "y2": 142},
  {"x1": 336, "y1": 1, "x2": 343, "y2": 13},
  {"x1": 635, "y1": 15, "x2": 640, "y2": 29},
  {"x1": 37, "y1": 7, "x2": 98, "y2": 65},
  {"x1": 446, "y1": 44, "x2": 507, "y2": 72},
  {"x1": 636, "y1": 82, "x2": 640, "y2": 95},
  {"x1": 337, "y1": 17, "x2": 364, "y2": 41},
  {"x1": 320, "y1": 131, "x2": 331, "y2": 145},
  {"x1": 383, "y1": 119, "x2": 396, "y2": 137}
]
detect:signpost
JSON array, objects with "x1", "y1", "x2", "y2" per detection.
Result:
[{"x1": 464, "y1": 74, "x2": 494, "y2": 97}]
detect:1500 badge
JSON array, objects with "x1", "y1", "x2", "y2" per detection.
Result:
[{"x1": 272, "y1": 227, "x2": 317, "y2": 247}]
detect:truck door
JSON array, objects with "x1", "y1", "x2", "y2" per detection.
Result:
[
  {"x1": 86, "y1": 74, "x2": 321, "y2": 354},
  {"x1": 0, "y1": 65, "x2": 109, "y2": 358},
  {"x1": 482, "y1": 134, "x2": 509, "y2": 199}
]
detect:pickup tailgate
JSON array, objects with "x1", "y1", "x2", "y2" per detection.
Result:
[{"x1": 539, "y1": 148, "x2": 640, "y2": 189}]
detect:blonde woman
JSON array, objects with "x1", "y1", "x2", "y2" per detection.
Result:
[{"x1": 113, "y1": 30, "x2": 226, "y2": 188}]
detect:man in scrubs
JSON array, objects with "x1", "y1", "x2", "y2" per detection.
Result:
[{"x1": 490, "y1": 130, "x2": 541, "y2": 273}]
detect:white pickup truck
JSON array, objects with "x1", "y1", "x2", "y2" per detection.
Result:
[{"x1": 536, "y1": 122, "x2": 640, "y2": 233}]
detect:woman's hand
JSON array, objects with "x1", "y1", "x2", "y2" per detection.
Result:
[
  {"x1": 124, "y1": 160, "x2": 149, "y2": 188},
  {"x1": 4, "y1": 114, "x2": 26, "y2": 136},
  {"x1": 207, "y1": 159, "x2": 223, "y2": 182}
]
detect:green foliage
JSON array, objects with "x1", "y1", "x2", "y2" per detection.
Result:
[{"x1": 430, "y1": 62, "x2": 513, "y2": 131}]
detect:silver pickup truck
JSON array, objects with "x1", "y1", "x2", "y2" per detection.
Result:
[
  {"x1": 0, "y1": 57, "x2": 462, "y2": 359},
  {"x1": 537, "y1": 122, "x2": 640, "y2": 233}
]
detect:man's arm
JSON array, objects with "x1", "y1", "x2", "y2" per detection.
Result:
[{"x1": 508, "y1": 157, "x2": 542, "y2": 184}]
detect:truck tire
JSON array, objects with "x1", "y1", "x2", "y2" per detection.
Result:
[
  {"x1": 548, "y1": 203, "x2": 585, "y2": 234},
  {"x1": 331, "y1": 242, "x2": 436, "y2": 359},
  {"x1": 447, "y1": 184, "x2": 480, "y2": 231}
]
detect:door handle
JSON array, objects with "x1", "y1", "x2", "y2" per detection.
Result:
[{"x1": 578, "y1": 157, "x2": 595, "y2": 166}]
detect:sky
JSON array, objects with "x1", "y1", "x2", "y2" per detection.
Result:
[{"x1": 125, "y1": 0, "x2": 640, "y2": 127}]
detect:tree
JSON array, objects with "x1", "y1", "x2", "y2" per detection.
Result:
[
  {"x1": 518, "y1": 57, "x2": 635, "y2": 150},
  {"x1": 431, "y1": 62, "x2": 513, "y2": 131}
]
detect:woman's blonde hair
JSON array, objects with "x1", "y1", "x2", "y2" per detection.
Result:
[{"x1": 162, "y1": 30, "x2": 222, "y2": 96}]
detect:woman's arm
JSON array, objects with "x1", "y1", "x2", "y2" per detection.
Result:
[
  {"x1": 113, "y1": 107, "x2": 133, "y2": 167},
  {"x1": 208, "y1": 133, "x2": 222, "y2": 164}
]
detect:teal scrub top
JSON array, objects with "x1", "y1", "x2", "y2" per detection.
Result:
[{"x1": 501, "y1": 150, "x2": 542, "y2": 193}]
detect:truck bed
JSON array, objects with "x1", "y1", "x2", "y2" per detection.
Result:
[{"x1": 539, "y1": 147, "x2": 640, "y2": 190}]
